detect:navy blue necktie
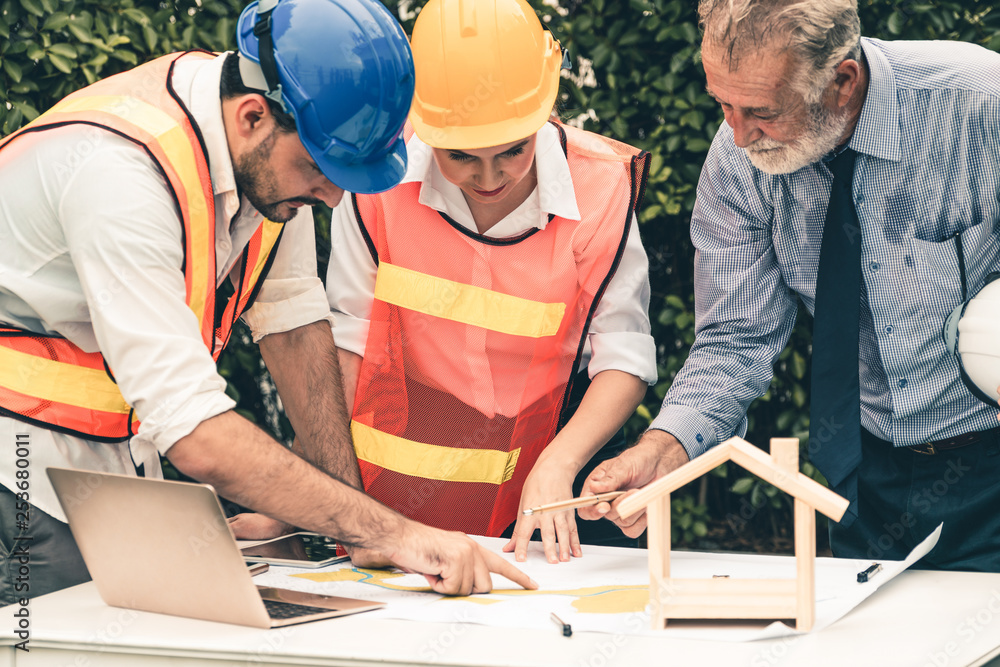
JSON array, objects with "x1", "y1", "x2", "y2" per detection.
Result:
[{"x1": 809, "y1": 148, "x2": 862, "y2": 525}]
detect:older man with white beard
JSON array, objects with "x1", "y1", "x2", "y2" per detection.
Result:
[{"x1": 579, "y1": 0, "x2": 1000, "y2": 571}]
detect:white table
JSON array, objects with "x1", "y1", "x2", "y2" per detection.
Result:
[{"x1": 1, "y1": 567, "x2": 999, "y2": 667}]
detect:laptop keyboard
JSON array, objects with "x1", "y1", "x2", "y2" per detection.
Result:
[{"x1": 263, "y1": 598, "x2": 336, "y2": 619}]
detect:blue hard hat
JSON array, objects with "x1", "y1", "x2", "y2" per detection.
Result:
[{"x1": 237, "y1": 0, "x2": 415, "y2": 194}]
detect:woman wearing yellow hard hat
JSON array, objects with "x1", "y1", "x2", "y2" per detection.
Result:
[{"x1": 327, "y1": 0, "x2": 656, "y2": 563}]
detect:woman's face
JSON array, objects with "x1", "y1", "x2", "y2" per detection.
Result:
[{"x1": 431, "y1": 135, "x2": 537, "y2": 208}]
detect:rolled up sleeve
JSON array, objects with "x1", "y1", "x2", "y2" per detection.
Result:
[
  {"x1": 588, "y1": 331, "x2": 657, "y2": 384},
  {"x1": 585, "y1": 214, "x2": 657, "y2": 384}
]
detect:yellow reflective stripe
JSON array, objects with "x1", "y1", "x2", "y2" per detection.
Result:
[
  {"x1": 374, "y1": 262, "x2": 565, "y2": 338},
  {"x1": 0, "y1": 346, "x2": 130, "y2": 414},
  {"x1": 245, "y1": 220, "x2": 284, "y2": 292},
  {"x1": 44, "y1": 95, "x2": 212, "y2": 335},
  {"x1": 352, "y1": 420, "x2": 519, "y2": 485}
]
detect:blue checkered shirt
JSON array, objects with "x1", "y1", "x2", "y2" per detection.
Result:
[{"x1": 651, "y1": 37, "x2": 1000, "y2": 458}]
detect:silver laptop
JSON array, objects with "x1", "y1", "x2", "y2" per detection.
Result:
[{"x1": 47, "y1": 467, "x2": 384, "y2": 628}]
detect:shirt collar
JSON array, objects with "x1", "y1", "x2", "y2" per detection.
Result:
[
  {"x1": 400, "y1": 122, "x2": 582, "y2": 236},
  {"x1": 849, "y1": 38, "x2": 901, "y2": 163},
  {"x1": 168, "y1": 52, "x2": 242, "y2": 221}
]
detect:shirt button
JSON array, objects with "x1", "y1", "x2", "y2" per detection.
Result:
[
  {"x1": 870, "y1": 262, "x2": 880, "y2": 272},
  {"x1": 884, "y1": 325, "x2": 893, "y2": 334},
  {"x1": 898, "y1": 379, "x2": 908, "y2": 389}
]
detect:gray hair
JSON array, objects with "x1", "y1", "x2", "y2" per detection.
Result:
[{"x1": 699, "y1": 0, "x2": 862, "y2": 103}]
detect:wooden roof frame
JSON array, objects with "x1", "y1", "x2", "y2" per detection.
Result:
[{"x1": 617, "y1": 436, "x2": 849, "y2": 631}]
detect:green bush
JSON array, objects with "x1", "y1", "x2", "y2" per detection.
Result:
[
  {"x1": 3, "y1": 0, "x2": 997, "y2": 544},
  {"x1": 519, "y1": 0, "x2": 1000, "y2": 548},
  {"x1": 0, "y1": 0, "x2": 245, "y2": 132},
  {"x1": 0, "y1": 0, "x2": 281, "y2": 453}
]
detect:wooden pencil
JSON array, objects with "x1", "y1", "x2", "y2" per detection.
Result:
[{"x1": 522, "y1": 491, "x2": 627, "y2": 516}]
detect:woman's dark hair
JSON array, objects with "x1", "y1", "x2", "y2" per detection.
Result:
[{"x1": 220, "y1": 52, "x2": 297, "y2": 133}]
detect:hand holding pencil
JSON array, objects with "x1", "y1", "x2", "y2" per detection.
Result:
[
  {"x1": 522, "y1": 491, "x2": 627, "y2": 516},
  {"x1": 577, "y1": 431, "x2": 691, "y2": 538}
]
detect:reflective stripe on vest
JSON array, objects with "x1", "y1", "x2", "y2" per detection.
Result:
[
  {"x1": 352, "y1": 421, "x2": 520, "y2": 485},
  {"x1": 351, "y1": 121, "x2": 650, "y2": 536},
  {"x1": 0, "y1": 329, "x2": 135, "y2": 440},
  {"x1": 374, "y1": 262, "x2": 566, "y2": 338},
  {"x1": 0, "y1": 52, "x2": 284, "y2": 441}
]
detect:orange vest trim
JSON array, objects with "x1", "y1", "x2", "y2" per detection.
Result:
[
  {"x1": 0, "y1": 52, "x2": 286, "y2": 442},
  {"x1": 351, "y1": 121, "x2": 650, "y2": 535}
]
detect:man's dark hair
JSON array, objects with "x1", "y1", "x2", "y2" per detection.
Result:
[{"x1": 220, "y1": 52, "x2": 297, "y2": 133}]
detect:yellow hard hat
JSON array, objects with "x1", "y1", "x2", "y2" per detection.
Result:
[{"x1": 409, "y1": 0, "x2": 563, "y2": 149}]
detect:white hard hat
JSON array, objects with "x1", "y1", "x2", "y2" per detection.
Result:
[{"x1": 944, "y1": 272, "x2": 1000, "y2": 404}]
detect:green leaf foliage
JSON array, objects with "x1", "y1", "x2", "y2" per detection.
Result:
[
  {"x1": 0, "y1": 0, "x2": 244, "y2": 134},
  {"x1": 0, "y1": 0, "x2": 280, "y2": 445},
  {"x1": 5, "y1": 0, "x2": 997, "y2": 532}
]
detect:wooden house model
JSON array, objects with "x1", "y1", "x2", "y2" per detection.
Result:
[{"x1": 616, "y1": 436, "x2": 848, "y2": 631}]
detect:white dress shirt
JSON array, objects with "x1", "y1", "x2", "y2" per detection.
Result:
[
  {"x1": 327, "y1": 122, "x2": 658, "y2": 394},
  {"x1": 0, "y1": 52, "x2": 333, "y2": 521}
]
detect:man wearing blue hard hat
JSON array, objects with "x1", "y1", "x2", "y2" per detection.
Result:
[{"x1": 0, "y1": 0, "x2": 534, "y2": 603}]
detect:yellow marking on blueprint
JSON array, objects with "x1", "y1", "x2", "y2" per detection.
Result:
[
  {"x1": 571, "y1": 588, "x2": 649, "y2": 614},
  {"x1": 438, "y1": 585, "x2": 650, "y2": 614},
  {"x1": 293, "y1": 567, "x2": 648, "y2": 614},
  {"x1": 292, "y1": 567, "x2": 432, "y2": 592},
  {"x1": 440, "y1": 596, "x2": 504, "y2": 606}
]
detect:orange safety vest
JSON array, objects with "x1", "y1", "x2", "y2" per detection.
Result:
[
  {"x1": 0, "y1": 52, "x2": 286, "y2": 442},
  {"x1": 351, "y1": 122, "x2": 649, "y2": 536}
]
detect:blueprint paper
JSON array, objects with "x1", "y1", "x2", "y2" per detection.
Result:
[{"x1": 250, "y1": 524, "x2": 940, "y2": 642}]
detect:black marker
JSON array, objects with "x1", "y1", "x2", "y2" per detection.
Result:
[
  {"x1": 857, "y1": 562, "x2": 882, "y2": 583},
  {"x1": 551, "y1": 612, "x2": 572, "y2": 637}
]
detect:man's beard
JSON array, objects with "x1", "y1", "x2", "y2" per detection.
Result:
[
  {"x1": 233, "y1": 130, "x2": 321, "y2": 222},
  {"x1": 744, "y1": 101, "x2": 851, "y2": 175}
]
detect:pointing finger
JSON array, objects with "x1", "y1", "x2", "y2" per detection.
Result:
[{"x1": 483, "y1": 549, "x2": 537, "y2": 591}]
